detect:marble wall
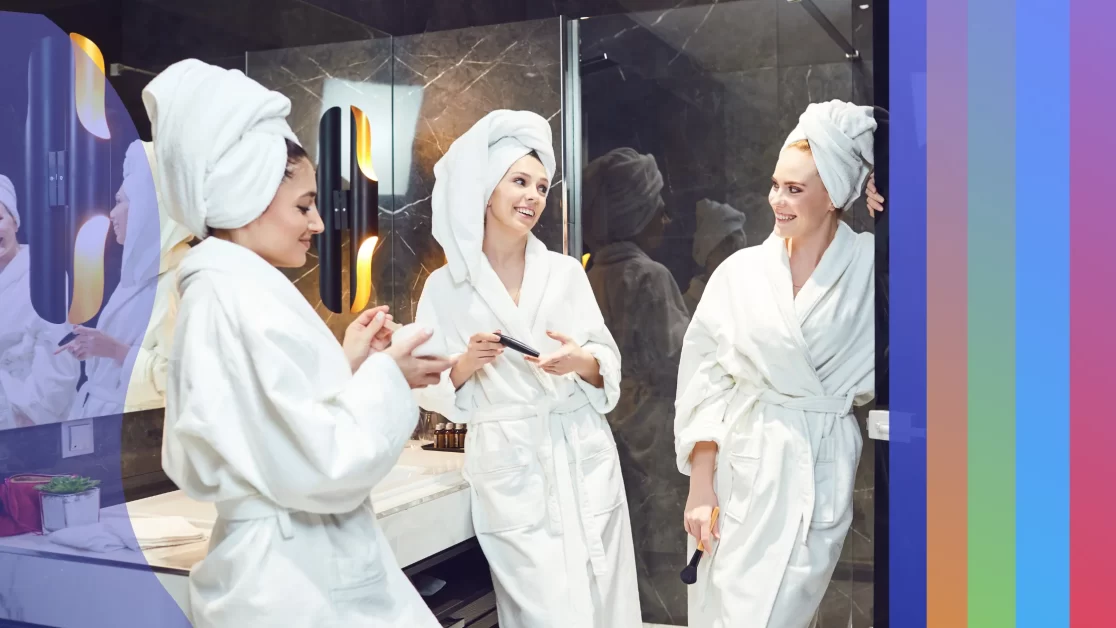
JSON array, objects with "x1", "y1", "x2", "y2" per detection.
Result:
[
  {"x1": 247, "y1": 19, "x2": 565, "y2": 337},
  {"x1": 580, "y1": 1, "x2": 876, "y2": 625}
]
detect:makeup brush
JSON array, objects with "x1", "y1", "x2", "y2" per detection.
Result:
[{"x1": 680, "y1": 507, "x2": 720, "y2": 585}]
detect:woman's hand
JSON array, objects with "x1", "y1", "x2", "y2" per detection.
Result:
[
  {"x1": 450, "y1": 331, "x2": 504, "y2": 389},
  {"x1": 866, "y1": 173, "x2": 886, "y2": 217},
  {"x1": 60, "y1": 326, "x2": 129, "y2": 364},
  {"x1": 342, "y1": 305, "x2": 392, "y2": 372},
  {"x1": 526, "y1": 331, "x2": 602, "y2": 387},
  {"x1": 684, "y1": 484, "x2": 720, "y2": 551},
  {"x1": 384, "y1": 328, "x2": 455, "y2": 389}
]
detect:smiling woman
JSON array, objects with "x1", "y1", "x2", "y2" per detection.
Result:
[{"x1": 412, "y1": 110, "x2": 641, "y2": 628}]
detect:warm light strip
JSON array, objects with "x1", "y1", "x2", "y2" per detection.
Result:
[
  {"x1": 581, "y1": 253, "x2": 590, "y2": 268},
  {"x1": 70, "y1": 33, "x2": 111, "y2": 140},
  {"x1": 351, "y1": 106, "x2": 377, "y2": 181},
  {"x1": 350, "y1": 235, "x2": 378, "y2": 314},
  {"x1": 68, "y1": 215, "x2": 110, "y2": 324}
]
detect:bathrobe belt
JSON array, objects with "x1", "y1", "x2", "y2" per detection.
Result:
[
  {"x1": 727, "y1": 386, "x2": 858, "y2": 545},
  {"x1": 467, "y1": 396, "x2": 611, "y2": 577},
  {"x1": 215, "y1": 495, "x2": 295, "y2": 540}
]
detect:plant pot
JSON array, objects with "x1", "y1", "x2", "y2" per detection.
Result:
[{"x1": 40, "y1": 487, "x2": 101, "y2": 534}]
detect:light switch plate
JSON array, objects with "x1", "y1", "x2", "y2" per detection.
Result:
[
  {"x1": 61, "y1": 418, "x2": 95, "y2": 458},
  {"x1": 868, "y1": 410, "x2": 889, "y2": 441}
]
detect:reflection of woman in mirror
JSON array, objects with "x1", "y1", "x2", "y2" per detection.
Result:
[
  {"x1": 684, "y1": 199, "x2": 748, "y2": 316},
  {"x1": 582, "y1": 147, "x2": 692, "y2": 618},
  {"x1": 0, "y1": 175, "x2": 79, "y2": 428},
  {"x1": 64, "y1": 141, "x2": 194, "y2": 419},
  {"x1": 414, "y1": 111, "x2": 641, "y2": 627},
  {"x1": 675, "y1": 100, "x2": 884, "y2": 627}
]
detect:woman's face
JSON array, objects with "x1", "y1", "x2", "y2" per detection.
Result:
[
  {"x1": 485, "y1": 155, "x2": 550, "y2": 238},
  {"x1": 768, "y1": 147, "x2": 836, "y2": 239},
  {"x1": 229, "y1": 158, "x2": 324, "y2": 268},
  {"x1": 0, "y1": 203, "x2": 17, "y2": 263},
  {"x1": 109, "y1": 184, "x2": 129, "y2": 246}
]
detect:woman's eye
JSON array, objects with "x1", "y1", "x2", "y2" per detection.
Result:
[
  {"x1": 539, "y1": 186, "x2": 548, "y2": 195},
  {"x1": 297, "y1": 206, "x2": 311, "y2": 214}
]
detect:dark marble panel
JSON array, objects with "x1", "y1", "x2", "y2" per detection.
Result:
[
  {"x1": 624, "y1": 0, "x2": 777, "y2": 73},
  {"x1": 390, "y1": 18, "x2": 565, "y2": 324},
  {"x1": 721, "y1": 67, "x2": 782, "y2": 243},
  {"x1": 121, "y1": 0, "x2": 385, "y2": 68},
  {"x1": 852, "y1": 0, "x2": 873, "y2": 61},
  {"x1": 777, "y1": 0, "x2": 853, "y2": 67},
  {"x1": 247, "y1": 39, "x2": 396, "y2": 340}
]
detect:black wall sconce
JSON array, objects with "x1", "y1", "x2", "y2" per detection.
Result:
[
  {"x1": 317, "y1": 105, "x2": 380, "y2": 314},
  {"x1": 25, "y1": 32, "x2": 112, "y2": 325}
]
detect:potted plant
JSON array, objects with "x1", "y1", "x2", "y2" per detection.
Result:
[{"x1": 36, "y1": 476, "x2": 101, "y2": 534}]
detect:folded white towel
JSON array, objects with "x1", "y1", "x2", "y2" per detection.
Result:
[
  {"x1": 782, "y1": 99, "x2": 877, "y2": 210},
  {"x1": 49, "y1": 522, "x2": 130, "y2": 553},
  {"x1": 48, "y1": 517, "x2": 207, "y2": 553}
]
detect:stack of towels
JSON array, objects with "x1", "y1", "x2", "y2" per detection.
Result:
[{"x1": 48, "y1": 516, "x2": 208, "y2": 553}]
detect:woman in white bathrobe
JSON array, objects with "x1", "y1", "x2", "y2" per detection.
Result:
[
  {"x1": 676, "y1": 100, "x2": 884, "y2": 628},
  {"x1": 63, "y1": 140, "x2": 194, "y2": 418},
  {"x1": 413, "y1": 110, "x2": 641, "y2": 628},
  {"x1": 0, "y1": 175, "x2": 79, "y2": 428},
  {"x1": 145, "y1": 59, "x2": 452, "y2": 628}
]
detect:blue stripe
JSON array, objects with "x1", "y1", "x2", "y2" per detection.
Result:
[
  {"x1": 890, "y1": 0, "x2": 928, "y2": 625},
  {"x1": 1015, "y1": 0, "x2": 1070, "y2": 624}
]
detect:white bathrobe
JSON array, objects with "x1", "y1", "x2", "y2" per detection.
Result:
[
  {"x1": 675, "y1": 221, "x2": 874, "y2": 628},
  {"x1": 415, "y1": 233, "x2": 641, "y2": 628},
  {"x1": 0, "y1": 246, "x2": 79, "y2": 428},
  {"x1": 163, "y1": 237, "x2": 438, "y2": 628}
]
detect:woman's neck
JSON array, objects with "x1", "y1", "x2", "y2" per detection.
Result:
[
  {"x1": 482, "y1": 225, "x2": 528, "y2": 270},
  {"x1": 786, "y1": 217, "x2": 839, "y2": 267}
]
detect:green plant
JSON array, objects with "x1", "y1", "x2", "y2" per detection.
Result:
[{"x1": 35, "y1": 476, "x2": 101, "y2": 495}]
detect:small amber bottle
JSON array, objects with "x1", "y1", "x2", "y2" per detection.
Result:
[
  {"x1": 452, "y1": 424, "x2": 465, "y2": 449},
  {"x1": 435, "y1": 423, "x2": 447, "y2": 449}
]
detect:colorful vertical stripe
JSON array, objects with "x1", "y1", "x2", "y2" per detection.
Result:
[
  {"x1": 1017, "y1": 0, "x2": 1069, "y2": 626},
  {"x1": 1070, "y1": 1, "x2": 1115, "y2": 626},
  {"x1": 894, "y1": 0, "x2": 1112, "y2": 625}
]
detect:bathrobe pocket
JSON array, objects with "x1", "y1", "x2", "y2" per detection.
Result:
[
  {"x1": 722, "y1": 451, "x2": 761, "y2": 524},
  {"x1": 576, "y1": 430, "x2": 625, "y2": 516},
  {"x1": 467, "y1": 446, "x2": 547, "y2": 534},
  {"x1": 329, "y1": 553, "x2": 390, "y2": 611},
  {"x1": 811, "y1": 431, "x2": 838, "y2": 527}
]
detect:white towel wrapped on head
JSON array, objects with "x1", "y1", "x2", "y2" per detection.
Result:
[
  {"x1": 431, "y1": 110, "x2": 556, "y2": 285},
  {"x1": 782, "y1": 99, "x2": 876, "y2": 210},
  {"x1": 141, "y1": 59, "x2": 300, "y2": 241},
  {"x1": 0, "y1": 174, "x2": 17, "y2": 228}
]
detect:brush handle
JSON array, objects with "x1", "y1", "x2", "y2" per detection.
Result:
[{"x1": 686, "y1": 548, "x2": 704, "y2": 569}]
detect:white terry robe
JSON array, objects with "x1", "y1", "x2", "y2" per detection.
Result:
[
  {"x1": 70, "y1": 142, "x2": 194, "y2": 419},
  {"x1": 415, "y1": 232, "x2": 642, "y2": 628},
  {"x1": 163, "y1": 237, "x2": 439, "y2": 628},
  {"x1": 0, "y1": 246, "x2": 79, "y2": 427},
  {"x1": 675, "y1": 221, "x2": 874, "y2": 628}
]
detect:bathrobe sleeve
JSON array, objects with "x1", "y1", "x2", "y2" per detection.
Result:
[
  {"x1": 412, "y1": 270, "x2": 474, "y2": 423},
  {"x1": 120, "y1": 268, "x2": 179, "y2": 409},
  {"x1": 674, "y1": 264, "x2": 739, "y2": 475},
  {"x1": 562, "y1": 257, "x2": 622, "y2": 415},
  {"x1": 164, "y1": 281, "x2": 418, "y2": 515},
  {"x1": 3, "y1": 321, "x2": 79, "y2": 425}
]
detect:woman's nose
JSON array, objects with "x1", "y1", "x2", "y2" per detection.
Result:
[{"x1": 307, "y1": 207, "x2": 325, "y2": 234}]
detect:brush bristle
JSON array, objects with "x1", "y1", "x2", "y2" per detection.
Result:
[{"x1": 680, "y1": 565, "x2": 698, "y2": 585}]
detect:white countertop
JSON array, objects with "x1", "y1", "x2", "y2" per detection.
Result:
[{"x1": 0, "y1": 442, "x2": 472, "y2": 576}]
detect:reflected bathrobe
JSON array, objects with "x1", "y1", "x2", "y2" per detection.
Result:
[
  {"x1": 0, "y1": 246, "x2": 79, "y2": 428},
  {"x1": 675, "y1": 222, "x2": 874, "y2": 628},
  {"x1": 586, "y1": 241, "x2": 692, "y2": 621},
  {"x1": 415, "y1": 234, "x2": 641, "y2": 628},
  {"x1": 163, "y1": 237, "x2": 438, "y2": 628}
]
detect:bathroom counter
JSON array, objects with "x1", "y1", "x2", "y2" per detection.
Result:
[{"x1": 0, "y1": 442, "x2": 474, "y2": 626}]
